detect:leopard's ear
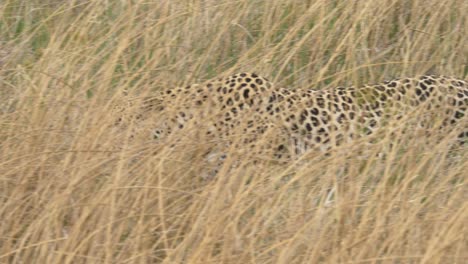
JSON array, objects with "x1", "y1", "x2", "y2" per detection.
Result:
[
  {"x1": 121, "y1": 87, "x2": 129, "y2": 96},
  {"x1": 141, "y1": 96, "x2": 164, "y2": 112}
]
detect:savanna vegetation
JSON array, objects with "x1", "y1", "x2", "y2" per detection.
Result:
[{"x1": 0, "y1": 0, "x2": 466, "y2": 263}]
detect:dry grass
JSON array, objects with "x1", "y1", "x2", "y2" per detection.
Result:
[{"x1": 0, "y1": 0, "x2": 467, "y2": 263}]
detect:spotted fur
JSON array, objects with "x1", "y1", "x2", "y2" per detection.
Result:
[{"x1": 114, "y1": 73, "x2": 467, "y2": 163}]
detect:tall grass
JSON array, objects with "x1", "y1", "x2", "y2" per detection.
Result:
[{"x1": 0, "y1": 0, "x2": 466, "y2": 263}]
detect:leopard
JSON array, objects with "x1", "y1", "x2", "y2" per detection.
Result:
[
  {"x1": 112, "y1": 72, "x2": 281, "y2": 163},
  {"x1": 269, "y1": 75, "x2": 467, "y2": 158},
  {"x1": 113, "y1": 72, "x2": 467, "y2": 174}
]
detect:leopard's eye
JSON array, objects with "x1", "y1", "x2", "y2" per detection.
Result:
[{"x1": 153, "y1": 129, "x2": 163, "y2": 139}]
